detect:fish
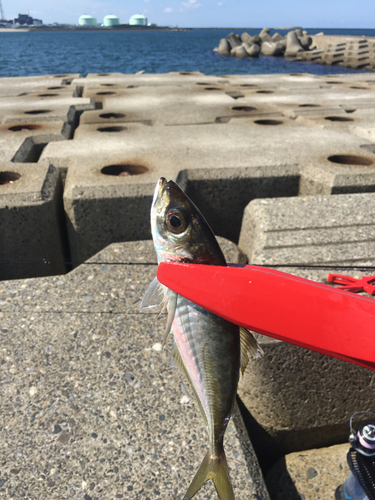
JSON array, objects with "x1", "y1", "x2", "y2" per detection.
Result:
[{"x1": 141, "y1": 177, "x2": 262, "y2": 500}]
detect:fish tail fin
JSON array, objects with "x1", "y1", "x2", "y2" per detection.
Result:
[{"x1": 183, "y1": 444, "x2": 235, "y2": 500}]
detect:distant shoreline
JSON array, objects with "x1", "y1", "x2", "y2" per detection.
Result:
[{"x1": 0, "y1": 26, "x2": 374, "y2": 33}]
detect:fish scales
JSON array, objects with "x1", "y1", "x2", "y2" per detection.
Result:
[
  {"x1": 172, "y1": 295, "x2": 240, "y2": 452},
  {"x1": 142, "y1": 177, "x2": 262, "y2": 500}
]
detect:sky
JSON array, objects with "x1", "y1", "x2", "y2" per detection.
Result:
[{"x1": 4, "y1": 0, "x2": 375, "y2": 29}]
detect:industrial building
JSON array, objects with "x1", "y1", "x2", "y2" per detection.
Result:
[
  {"x1": 103, "y1": 15, "x2": 120, "y2": 27},
  {"x1": 78, "y1": 14, "x2": 97, "y2": 26},
  {"x1": 129, "y1": 14, "x2": 148, "y2": 26}
]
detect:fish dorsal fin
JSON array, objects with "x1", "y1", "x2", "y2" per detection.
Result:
[
  {"x1": 162, "y1": 290, "x2": 177, "y2": 348},
  {"x1": 239, "y1": 327, "x2": 264, "y2": 375},
  {"x1": 140, "y1": 277, "x2": 164, "y2": 309}
]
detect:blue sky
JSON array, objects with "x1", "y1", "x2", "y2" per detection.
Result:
[{"x1": 5, "y1": 0, "x2": 375, "y2": 28}]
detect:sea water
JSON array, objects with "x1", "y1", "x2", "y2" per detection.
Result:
[{"x1": 0, "y1": 28, "x2": 374, "y2": 78}]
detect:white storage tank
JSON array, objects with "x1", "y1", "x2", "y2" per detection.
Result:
[
  {"x1": 78, "y1": 14, "x2": 97, "y2": 26},
  {"x1": 129, "y1": 14, "x2": 147, "y2": 26},
  {"x1": 103, "y1": 15, "x2": 120, "y2": 27}
]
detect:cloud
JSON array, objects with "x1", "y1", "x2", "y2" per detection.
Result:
[
  {"x1": 181, "y1": 0, "x2": 202, "y2": 9},
  {"x1": 218, "y1": 2, "x2": 223, "y2": 5},
  {"x1": 164, "y1": 7, "x2": 173, "y2": 13}
]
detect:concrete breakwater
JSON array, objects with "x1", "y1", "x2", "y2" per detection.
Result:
[
  {"x1": 0, "y1": 71, "x2": 375, "y2": 499},
  {"x1": 215, "y1": 28, "x2": 375, "y2": 71}
]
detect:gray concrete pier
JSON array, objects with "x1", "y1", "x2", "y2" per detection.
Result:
[{"x1": 1, "y1": 71, "x2": 375, "y2": 499}]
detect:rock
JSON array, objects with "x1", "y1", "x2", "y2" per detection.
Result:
[
  {"x1": 272, "y1": 32, "x2": 284, "y2": 42},
  {"x1": 230, "y1": 45, "x2": 248, "y2": 58},
  {"x1": 259, "y1": 27, "x2": 271, "y2": 38},
  {"x1": 298, "y1": 30, "x2": 313, "y2": 50},
  {"x1": 226, "y1": 32, "x2": 242, "y2": 50},
  {"x1": 218, "y1": 38, "x2": 230, "y2": 56},
  {"x1": 241, "y1": 32, "x2": 253, "y2": 44},
  {"x1": 261, "y1": 41, "x2": 286, "y2": 56},
  {"x1": 259, "y1": 27, "x2": 272, "y2": 43},
  {"x1": 244, "y1": 43, "x2": 260, "y2": 57},
  {"x1": 285, "y1": 30, "x2": 304, "y2": 56}
]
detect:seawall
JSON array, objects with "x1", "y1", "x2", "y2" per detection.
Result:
[{"x1": 0, "y1": 70, "x2": 375, "y2": 499}]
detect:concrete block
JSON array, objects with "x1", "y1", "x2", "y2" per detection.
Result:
[
  {"x1": 72, "y1": 71, "x2": 224, "y2": 90},
  {"x1": 0, "y1": 73, "x2": 81, "y2": 97},
  {"x1": 0, "y1": 163, "x2": 68, "y2": 280},
  {"x1": 239, "y1": 193, "x2": 375, "y2": 265},
  {"x1": 0, "y1": 96, "x2": 94, "y2": 124},
  {"x1": 237, "y1": 193, "x2": 375, "y2": 461},
  {"x1": 0, "y1": 240, "x2": 269, "y2": 500},
  {"x1": 266, "y1": 443, "x2": 349, "y2": 500},
  {"x1": 80, "y1": 84, "x2": 259, "y2": 126},
  {"x1": 40, "y1": 120, "x2": 374, "y2": 259},
  {"x1": 0, "y1": 120, "x2": 70, "y2": 162}
]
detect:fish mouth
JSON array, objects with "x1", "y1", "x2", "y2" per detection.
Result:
[{"x1": 152, "y1": 177, "x2": 167, "y2": 207}]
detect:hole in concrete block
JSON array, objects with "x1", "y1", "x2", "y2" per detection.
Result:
[
  {"x1": 127, "y1": 85, "x2": 139, "y2": 89},
  {"x1": 215, "y1": 117, "x2": 231, "y2": 123},
  {"x1": 254, "y1": 119, "x2": 283, "y2": 126},
  {"x1": 256, "y1": 90, "x2": 274, "y2": 94},
  {"x1": 101, "y1": 164, "x2": 149, "y2": 176},
  {"x1": 324, "y1": 116, "x2": 354, "y2": 122},
  {"x1": 95, "y1": 91, "x2": 117, "y2": 95},
  {"x1": 350, "y1": 86, "x2": 370, "y2": 90},
  {"x1": 179, "y1": 72, "x2": 194, "y2": 75},
  {"x1": 8, "y1": 124, "x2": 42, "y2": 132},
  {"x1": 97, "y1": 126, "x2": 127, "y2": 133},
  {"x1": 24, "y1": 109, "x2": 51, "y2": 115},
  {"x1": 17, "y1": 92, "x2": 29, "y2": 96},
  {"x1": 97, "y1": 73, "x2": 110, "y2": 76},
  {"x1": 100, "y1": 83, "x2": 117, "y2": 87},
  {"x1": 232, "y1": 106, "x2": 257, "y2": 112},
  {"x1": 288, "y1": 73, "x2": 303, "y2": 76},
  {"x1": 38, "y1": 93, "x2": 58, "y2": 97},
  {"x1": 326, "y1": 81, "x2": 343, "y2": 84},
  {"x1": 328, "y1": 154, "x2": 373, "y2": 166},
  {"x1": 47, "y1": 86, "x2": 66, "y2": 90},
  {"x1": 12, "y1": 138, "x2": 48, "y2": 163},
  {"x1": 204, "y1": 87, "x2": 223, "y2": 91},
  {"x1": 240, "y1": 84, "x2": 258, "y2": 87},
  {"x1": 54, "y1": 74, "x2": 68, "y2": 77},
  {"x1": 196, "y1": 82, "x2": 211, "y2": 85},
  {"x1": 299, "y1": 104, "x2": 321, "y2": 107},
  {"x1": 99, "y1": 112, "x2": 126, "y2": 119},
  {"x1": 0, "y1": 171, "x2": 21, "y2": 185}
]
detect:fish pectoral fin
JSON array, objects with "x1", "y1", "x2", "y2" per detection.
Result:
[
  {"x1": 183, "y1": 447, "x2": 235, "y2": 500},
  {"x1": 239, "y1": 327, "x2": 264, "y2": 375},
  {"x1": 140, "y1": 277, "x2": 164, "y2": 309}
]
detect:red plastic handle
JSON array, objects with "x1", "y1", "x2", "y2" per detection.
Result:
[{"x1": 157, "y1": 262, "x2": 375, "y2": 371}]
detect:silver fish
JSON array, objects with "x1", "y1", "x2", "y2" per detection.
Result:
[{"x1": 142, "y1": 177, "x2": 262, "y2": 500}]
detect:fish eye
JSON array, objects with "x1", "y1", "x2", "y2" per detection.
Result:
[{"x1": 166, "y1": 210, "x2": 187, "y2": 234}]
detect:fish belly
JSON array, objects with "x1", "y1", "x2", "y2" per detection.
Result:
[{"x1": 172, "y1": 295, "x2": 240, "y2": 447}]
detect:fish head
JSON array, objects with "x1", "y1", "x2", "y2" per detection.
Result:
[{"x1": 151, "y1": 177, "x2": 226, "y2": 265}]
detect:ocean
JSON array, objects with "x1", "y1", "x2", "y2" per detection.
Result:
[{"x1": 0, "y1": 28, "x2": 374, "y2": 78}]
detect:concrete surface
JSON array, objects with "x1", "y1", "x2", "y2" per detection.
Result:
[
  {"x1": 2, "y1": 68, "x2": 375, "y2": 500},
  {"x1": 265, "y1": 443, "x2": 349, "y2": 500},
  {"x1": 0, "y1": 239, "x2": 269, "y2": 500},
  {"x1": 0, "y1": 70, "x2": 374, "y2": 273},
  {"x1": 0, "y1": 74, "x2": 82, "y2": 98}
]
